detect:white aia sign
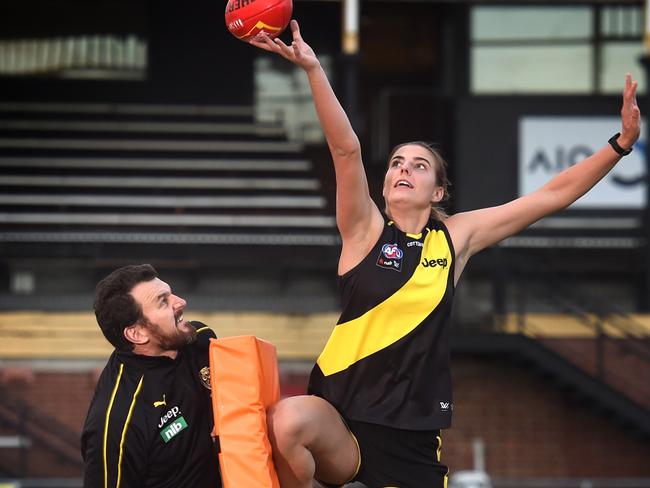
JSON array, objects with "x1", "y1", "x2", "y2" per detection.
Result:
[{"x1": 519, "y1": 117, "x2": 647, "y2": 208}]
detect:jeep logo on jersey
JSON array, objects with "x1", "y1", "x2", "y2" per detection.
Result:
[
  {"x1": 160, "y1": 416, "x2": 188, "y2": 443},
  {"x1": 376, "y1": 243, "x2": 404, "y2": 272},
  {"x1": 158, "y1": 406, "x2": 181, "y2": 428},
  {"x1": 421, "y1": 257, "x2": 448, "y2": 269}
]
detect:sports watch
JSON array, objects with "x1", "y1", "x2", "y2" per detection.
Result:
[{"x1": 608, "y1": 132, "x2": 633, "y2": 156}]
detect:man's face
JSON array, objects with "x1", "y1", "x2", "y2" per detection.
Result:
[{"x1": 130, "y1": 278, "x2": 196, "y2": 354}]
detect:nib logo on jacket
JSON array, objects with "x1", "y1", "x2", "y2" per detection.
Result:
[{"x1": 158, "y1": 405, "x2": 188, "y2": 443}]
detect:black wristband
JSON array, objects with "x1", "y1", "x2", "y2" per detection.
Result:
[{"x1": 608, "y1": 132, "x2": 632, "y2": 156}]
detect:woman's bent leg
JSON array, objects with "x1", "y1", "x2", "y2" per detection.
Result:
[{"x1": 267, "y1": 395, "x2": 359, "y2": 488}]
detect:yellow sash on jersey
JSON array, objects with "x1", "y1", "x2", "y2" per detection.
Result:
[{"x1": 317, "y1": 229, "x2": 452, "y2": 377}]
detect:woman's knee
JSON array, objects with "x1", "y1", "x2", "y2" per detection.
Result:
[
  {"x1": 268, "y1": 396, "x2": 312, "y2": 445},
  {"x1": 267, "y1": 395, "x2": 336, "y2": 448},
  {"x1": 267, "y1": 396, "x2": 359, "y2": 483}
]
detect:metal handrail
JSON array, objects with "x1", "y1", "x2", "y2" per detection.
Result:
[
  {"x1": 508, "y1": 255, "x2": 650, "y2": 359},
  {"x1": 507, "y1": 263, "x2": 650, "y2": 409}
]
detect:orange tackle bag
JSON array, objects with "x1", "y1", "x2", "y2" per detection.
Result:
[{"x1": 209, "y1": 336, "x2": 281, "y2": 488}]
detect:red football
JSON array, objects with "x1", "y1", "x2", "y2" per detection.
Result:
[{"x1": 225, "y1": 0, "x2": 293, "y2": 42}]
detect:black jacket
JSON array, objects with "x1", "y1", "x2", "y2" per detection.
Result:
[{"x1": 81, "y1": 327, "x2": 221, "y2": 488}]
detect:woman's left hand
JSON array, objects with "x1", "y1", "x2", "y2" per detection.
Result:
[{"x1": 619, "y1": 73, "x2": 641, "y2": 149}]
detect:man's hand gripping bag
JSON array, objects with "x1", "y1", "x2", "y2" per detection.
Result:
[{"x1": 209, "y1": 336, "x2": 281, "y2": 488}]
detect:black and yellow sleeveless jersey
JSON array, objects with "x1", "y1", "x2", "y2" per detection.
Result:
[{"x1": 308, "y1": 216, "x2": 455, "y2": 430}]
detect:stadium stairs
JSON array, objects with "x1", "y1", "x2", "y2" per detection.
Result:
[
  {"x1": 453, "y1": 332, "x2": 650, "y2": 440},
  {"x1": 0, "y1": 101, "x2": 338, "y2": 265},
  {"x1": 460, "y1": 260, "x2": 650, "y2": 440},
  {"x1": 508, "y1": 258, "x2": 650, "y2": 410}
]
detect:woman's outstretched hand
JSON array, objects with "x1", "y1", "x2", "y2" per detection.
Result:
[
  {"x1": 249, "y1": 20, "x2": 320, "y2": 72},
  {"x1": 619, "y1": 73, "x2": 641, "y2": 149}
]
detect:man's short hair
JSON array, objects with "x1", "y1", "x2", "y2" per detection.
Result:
[{"x1": 94, "y1": 264, "x2": 158, "y2": 350}]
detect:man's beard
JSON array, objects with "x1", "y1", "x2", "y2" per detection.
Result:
[{"x1": 143, "y1": 318, "x2": 197, "y2": 352}]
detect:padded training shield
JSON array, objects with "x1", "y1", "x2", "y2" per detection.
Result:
[{"x1": 209, "y1": 336, "x2": 281, "y2": 488}]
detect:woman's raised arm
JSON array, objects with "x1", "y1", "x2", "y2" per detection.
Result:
[
  {"x1": 446, "y1": 74, "x2": 641, "y2": 283},
  {"x1": 251, "y1": 21, "x2": 384, "y2": 271}
]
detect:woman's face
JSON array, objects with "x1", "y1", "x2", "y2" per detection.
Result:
[{"x1": 382, "y1": 144, "x2": 444, "y2": 212}]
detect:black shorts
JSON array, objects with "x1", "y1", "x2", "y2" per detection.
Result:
[{"x1": 347, "y1": 419, "x2": 448, "y2": 488}]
